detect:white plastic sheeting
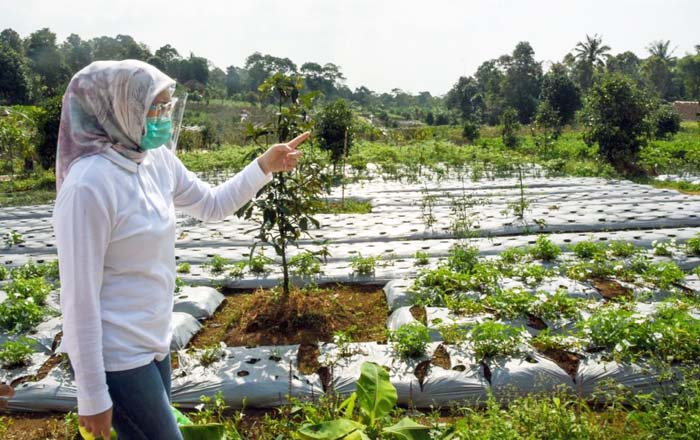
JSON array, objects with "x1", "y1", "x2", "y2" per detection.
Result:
[
  {"x1": 425, "y1": 308, "x2": 492, "y2": 333},
  {"x1": 319, "y1": 342, "x2": 490, "y2": 408},
  {"x1": 173, "y1": 286, "x2": 225, "y2": 320},
  {"x1": 170, "y1": 312, "x2": 202, "y2": 351},
  {"x1": 5, "y1": 363, "x2": 77, "y2": 412},
  {"x1": 575, "y1": 354, "x2": 679, "y2": 400},
  {"x1": 170, "y1": 345, "x2": 321, "y2": 409},
  {"x1": 536, "y1": 277, "x2": 601, "y2": 300},
  {"x1": 383, "y1": 279, "x2": 416, "y2": 311},
  {"x1": 486, "y1": 353, "x2": 575, "y2": 400},
  {"x1": 30, "y1": 317, "x2": 63, "y2": 352},
  {"x1": 386, "y1": 307, "x2": 420, "y2": 332},
  {"x1": 0, "y1": 351, "x2": 51, "y2": 384}
]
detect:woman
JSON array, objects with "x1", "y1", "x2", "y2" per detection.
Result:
[{"x1": 53, "y1": 59, "x2": 308, "y2": 439}]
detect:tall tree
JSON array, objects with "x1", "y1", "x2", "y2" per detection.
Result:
[
  {"x1": 0, "y1": 29, "x2": 23, "y2": 53},
  {"x1": 647, "y1": 40, "x2": 676, "y2": 63},
  {"x1": 501, "y1": 42, "x2": 542, "y2": 123},
  {"x1": 25, "y1": 28, "x2": 70, "y2": 97},
  {"x1": 445, "y1": 76, "x2": 484, "y2": 122},
  {"x1": 573, "y1": 34, "x2": 611, "y2": 91},
  {"x1": 225, "y1": 65, "x2": 243, "y2": 97},
  {"x1": 606, "y1": 51, "x2": 643, "y2": 86},
  {"x1": 641, "y1": 55, "x2": 676, "y2": 100},
  {"x1": 474, "y1": 59, "x2": 505, "y2": 125},
  {"x1": 61, "y1": 33, "x2": 93, "y2": 72},
  {"x1": 540, "y1": 63, "x2": 581, "y2": 124},
  {"x1": 677, "y1": 53, "x2": 700, "y2": 100},
  {"x1": 244, "y1": 52, "x2": 297, "y2": 91},
  {"x1": 0, "y1": 43, "x2": 32, "y2": 104}
]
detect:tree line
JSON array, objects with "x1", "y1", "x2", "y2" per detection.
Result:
[
  {"x1": 0, "y1": 27, "x2": 443, "y2": 114},
  {"x1": 445, "y1": 36, "x2": 700, "y2": 127}
]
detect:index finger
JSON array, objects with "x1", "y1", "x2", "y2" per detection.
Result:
[{"x1": 287, "y1": 131, "x2": 311, "y2": 149}]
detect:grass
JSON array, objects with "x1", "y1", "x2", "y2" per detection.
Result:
[{"x1": 316, "y1": 198, "x2": 372, "y2": 214}]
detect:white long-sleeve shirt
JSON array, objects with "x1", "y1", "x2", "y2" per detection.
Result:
[{"x1": 53, "y1": 147, "x2": 271, "y2": 416}]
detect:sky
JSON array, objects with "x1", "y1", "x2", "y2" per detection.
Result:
[{"x1": 1, "y1": 0, "x2": 699, "y2": 96}]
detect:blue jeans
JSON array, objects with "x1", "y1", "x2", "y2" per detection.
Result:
[{"x1": 105, "y1": 354, "x2": 183, "y2": 440}]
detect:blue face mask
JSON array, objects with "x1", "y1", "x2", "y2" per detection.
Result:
[{"x1": 140, "y1": 118, "x2": 173, "y2": 150}]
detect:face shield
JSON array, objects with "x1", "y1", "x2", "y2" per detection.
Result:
[
  {"x1": 167, "y1": 92, "x2": 187, "y2": 152},
  {"x1": 149, "y1": 92, "x2": 187, "y2": 152}
]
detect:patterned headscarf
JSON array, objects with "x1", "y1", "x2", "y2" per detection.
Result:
[{"x1": 55, "y1": 59, "x2": 176, "y2": 192}]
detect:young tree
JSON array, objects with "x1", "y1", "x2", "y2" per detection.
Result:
[
  {"x1": 238, "y1": 73, "x2": 328, "y2": 298},
  {"x1": 582, "y1": 73, "x2": 653, "y2": 173},
  {"x1": 532, "y1": 100, "x2": 562, "y2": 156},
  {"x1": 315, "y1": 98, "x2": 354, "y2": 169},
  {"x1": 501, "y1": 107, "x2": 521, "y2": 148}
]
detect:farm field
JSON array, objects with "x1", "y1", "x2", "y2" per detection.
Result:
[{"x1": 1, "y1": 162, "x2": 700, "y2": 438}]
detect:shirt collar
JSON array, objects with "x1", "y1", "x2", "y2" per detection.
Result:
[{"x1": 102, "y1": 147, "x2": 151, "y2": 172}]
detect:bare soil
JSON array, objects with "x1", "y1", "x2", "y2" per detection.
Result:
[
  {"x1": 540, "y1": 348, "x2": 582, "y2": 380},
  {"x1": 591, "y1": 278, "x2": 632, "y2": 301}
]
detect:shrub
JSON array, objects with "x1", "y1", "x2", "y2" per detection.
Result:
[
  {"x1": 176, "y1": 262, "x2": 191, "y2": 274},
  {"x1": 608, "y1": 241, "x2": 639, "y2": 258},
  {"x1": 650, "y1": 104, "x2": 681, "y2": 139},
  {"x1": 447, "y1": 243, "x2": 480, "y2": 273},
  {"x1": 529, "y1": 235, "x2": 561, "y2": 262},
  {"x1": 414, "y1": 251, "x2": 430, "y2": 266},
  {"x1": 315, "y1": 99, "x2": 354, "y2": 167},
  {"x1": 512, "y1": 263, "x2": 553, "y2": 286},
  {"x1": 685, "y1": 235, "x2": 700, "y2": 257},
  {"x1": 652, "y1": 239, "x2": 675, "y2": 257},
  {"x1": 470, "y1": 322, "x2": 525, "y2": 360},
  {"x1": 462, "y1": 119, "x2": 480, "y2": 144},
  {"x1": 390, "y1": 322, "x2": 431, "y2": 359},
  {"x1": 207, "y1": 255, "x2": 229, "y2": 274},
  {"x1": 0, "y1": 297, "x2": 45, "y2": 333},
  {"x1": 582, "y1": 72, "x2": 653, "y2": 173},
  {"x1": 498, "y1": 247, "x2": 528, "y2": 266},
  {"x1": 289, "y1": 250, "x2": 324, "y2": 278},
  {"x1": 0, "y1": 338, "x2": 34, "y2": 368},
  {"x1": 501, "y1": 107, "x2": 521, "y2": 148},
  {"x1": 4, "y1": 277, "x2": 52, "y2": 305},
  {"x1": 643, "y1": 261, "x2": 685, "y2": 289},
  {"x1": 569, "y1": 240, "x2": 606, "y2": 260},
  {"x1": 248, "y1": 252, "x2": 273, "y2": 275},
  {"x1": 351, "y1": 254, "x2": 380, "y2": 276},
  {"x1": 228, "y1": 261, "x2": 247, "y2": 279}
]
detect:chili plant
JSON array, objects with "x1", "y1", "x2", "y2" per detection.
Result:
[
  {"x1": 0, "y1": 337, "x2": 34, "y2": 369},
  {"x1": 389, "y1": 322, "x2": 431, "y2": 359}
]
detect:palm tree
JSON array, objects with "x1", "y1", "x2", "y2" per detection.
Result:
[
  {"x1": 574, "y1": 34, "x2": 611, "y2": 68},
  {"x1": 647, "y1": 40, "x2": 677, "y2": 63},
  {"x1": 573, "y1": 34, "x2": 611, "y2": 91}
]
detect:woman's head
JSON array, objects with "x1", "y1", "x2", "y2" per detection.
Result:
[{"x1": 56, "y1": 60, "x2": 175, "y2": 190}]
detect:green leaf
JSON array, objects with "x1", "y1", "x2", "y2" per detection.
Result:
[
  {"x1": 338, "y1": 392, "x2": 357, "y2": 419},
  {"x1": 297, "y1": 419, "x2": 365, "y2": 440},
  {"x1": 356, "y1": 362, "x2": 397, "y2": 426},
  {"x1": 344, "y1": 431, "x2": 371, "y2": 440},
  {"x1": 179, "y1": 424, "x2": 227, "y2": 440},
  {"x1": 382, "y1": 418, "x2": 432, "y2": 439}
]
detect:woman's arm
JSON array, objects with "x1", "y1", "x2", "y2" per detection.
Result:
[
  {"x1": 170, "y1": 132, "x2": 309, "y2": 222},
  {"x1": 54, "y1": 185, "x2": 113, "y2": 417}
]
